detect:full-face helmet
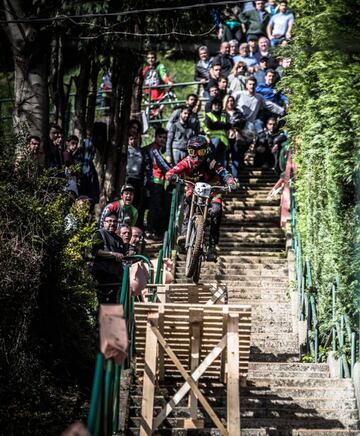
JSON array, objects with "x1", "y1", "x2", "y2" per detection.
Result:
[{"x1": 187, "y1": 135, "x2": 208, "y2": 161}]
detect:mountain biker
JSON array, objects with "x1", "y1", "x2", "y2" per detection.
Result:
[{"x1": 165, "y1": 135, "x2": 237, "y2": 261}]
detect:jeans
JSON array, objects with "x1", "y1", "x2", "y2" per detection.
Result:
[
  {"x1": 210, "y1": 137, "x2": 227, "y2": 166},
  {"x1": 230, "y1": 140, "x2": 249, "y2": 177},
  {"x1": 172, "y1": 149, "x2": 187, "y2": 164}
]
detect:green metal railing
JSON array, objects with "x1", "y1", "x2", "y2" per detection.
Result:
[
  {"x1": 87, "y1": 255, "x2": 152, "y2": 436},
  {"x1": 153, "y1": 182, "x2": 183, "y2": 293},
  {"x1": 290, "y1": 181, "x2": 358, "y2": 377}
]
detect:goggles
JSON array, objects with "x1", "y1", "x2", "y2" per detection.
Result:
[{"x1": 188, "y1": 148, "x2": 207, "y2": 157}]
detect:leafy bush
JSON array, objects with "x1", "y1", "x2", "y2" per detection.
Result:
[
  {"x1": 0, "y1": 133, "x2": 98, "y2": 434},
  {"x1": 285, "y1": 0, "x2": 360, "y2": 330}
]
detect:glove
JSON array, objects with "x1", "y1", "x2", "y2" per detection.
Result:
[
  {"x1": 168, "y1": 174, "x2": 179, "y2": 184},
  {"x1": 225, "y1": 176, "x2": 237, "y2": 192}
]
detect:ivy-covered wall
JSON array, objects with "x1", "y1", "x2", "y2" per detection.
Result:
[{"x1": 285, "y1": 0, "x2": 360, "y2": 328}]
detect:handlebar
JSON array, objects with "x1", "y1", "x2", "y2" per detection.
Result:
[{"x1": 177, "y1": 178, "x2": 231, "y2": 193}]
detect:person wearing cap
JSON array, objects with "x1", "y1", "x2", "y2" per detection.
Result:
[{"x1": 99, "y1": 184, "x2": 138, "y2": 229}]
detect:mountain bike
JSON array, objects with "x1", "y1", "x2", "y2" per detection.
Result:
[{"x1": 179, "y1": 180, "x2": 230, "y2": 283}]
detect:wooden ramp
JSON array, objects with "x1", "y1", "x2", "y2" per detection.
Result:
[
  {"x1": 134, "y1": 301, "x2": 252, "y2": 435},
  {"x1": 146, "y1": 282, "x2": 228, "y2": 305}
]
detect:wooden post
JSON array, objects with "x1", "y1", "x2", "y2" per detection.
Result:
[
  {"x1": 227, "y1": 313, "x2": 240, "y2": 435},
  {"x1": 220, "y1": 306, "x2": 229, "y2": 383},
  {"x1": 158, "y1": 305, "x2": 165, "y2": 382},
  {"x1": 188, "y1": 308, "x2": 203, "y2": 424},
  {"x1": 140, "y1": 312, "x2": 159, "y2": 436}
]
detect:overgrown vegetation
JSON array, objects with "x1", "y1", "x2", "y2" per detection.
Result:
[
  {"x1": 0, "y1": 133, "x2": 98, "y2": 435},
  {"x1": 285, "y1": 0, "x2": 360, "y2": 331}
]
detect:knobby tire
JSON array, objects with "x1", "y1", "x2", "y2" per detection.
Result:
[{"x1": 185, "y1": 215, "x2": 205, "y2": 278}]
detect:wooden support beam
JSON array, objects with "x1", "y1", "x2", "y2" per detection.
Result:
[
  {"x1": 188, "y1": 308, "x2": 203, "y2": 420},
  {"x1": 220, "y1": 306, "x2": 229, "y2": 383},
  {"x1": 153, "y1": 335, "x2": 227, "y2": 430},
  {"x1": 158, "y1": 305, "x2": 165, "y2": 382},
  {"x1": 150, "y1": 324, "x2": 229, "y2": 436},
  {"x1": 227, "y1": 313, "x2": 240, "y2": 435},
  {"x1": 139, "y1": 313, "x2": 159, "y2": 436}
]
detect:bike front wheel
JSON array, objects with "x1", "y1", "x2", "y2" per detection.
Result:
[{"x1": 185, "y1": 215, "x2": 205, "y2": 279}]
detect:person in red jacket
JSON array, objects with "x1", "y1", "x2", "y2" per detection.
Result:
[
  {"x1": 141, "y1": 51, "x2": 173, "y2": 102},
  {"x1": 165, "y1": 135, "x2": 237, "y2": 260}
]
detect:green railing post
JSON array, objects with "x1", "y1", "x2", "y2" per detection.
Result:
[
  {"x1": 112, "y1": 365, "x2": 121, "y2": 434},
  {"x1": 340, "y1": 316, "x2": 344, "y2": 378},
  {"x1": 103, "y1": 359, "x2": 114, "y2": 436},
  {"x1": 87, "y1": 353, "x2": 105, "y2": 435},
  {"x1": 351, "y1": 332, "x2": 356, "y2": 377}
]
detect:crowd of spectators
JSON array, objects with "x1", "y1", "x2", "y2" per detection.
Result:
[{"x1": 16, "y1": 0, "x2": 294, "y2": 306}]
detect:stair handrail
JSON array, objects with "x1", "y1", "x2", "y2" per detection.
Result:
[
  {"x1": 153, "y1": 183, "x2": 183, "y2": 295},
  {"x1": 87, "y1": 254, "x2": 152, "y2": 436},
  {"x1": 290, "y1": 181, "x2": 358, "y2": 377}
]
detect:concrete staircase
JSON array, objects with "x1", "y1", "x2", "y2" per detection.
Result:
[{"x1": 126, "y1": 169, "x2": 360, "y2": 435}]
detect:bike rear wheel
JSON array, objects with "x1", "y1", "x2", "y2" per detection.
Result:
[{"x1": 185, "y1": 215, "x2": 205, "y2": 278}]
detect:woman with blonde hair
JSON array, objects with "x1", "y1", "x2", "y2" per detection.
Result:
[{"x1": 228, "y1": 61, "x2": 248, "y2": 93}]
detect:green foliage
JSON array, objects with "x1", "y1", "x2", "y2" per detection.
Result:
[
  {"x1": 0, "y1": 133, "x2": 98, "y2": 434},
  {"x1": 284, "y1": 0, "x2": 360, "y2": 332}
]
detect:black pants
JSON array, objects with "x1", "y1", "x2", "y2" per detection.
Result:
[
  {"x1": 126, "y1": 177, "x2": 146, "y2": 228},
  {"x1": 147, "y1": 183, "x2": 170, "y2": 235}
]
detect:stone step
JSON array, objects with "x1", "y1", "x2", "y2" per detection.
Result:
[
  {"x1": 248, "y1": 362, "x2": 328, "y2": 372},
  {"x1": 128, "y1": 415, "x2": 359, "y2": 431},
  {"x1": 224, "y1": 198, "x2": 280, "y2": 206},
  {"x1": 293, "y1": 430, "x2": 360, "y2": 435}
]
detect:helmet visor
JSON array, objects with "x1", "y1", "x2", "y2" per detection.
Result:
[{"x1": 188, "y1": 148, "x2": 207, "y2": 157}]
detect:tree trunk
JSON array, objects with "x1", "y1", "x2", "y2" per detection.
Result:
[
  {"x1": 50, "y1": 35, "x2": 66, "y2": 128},
  {"x1": 3, "y1": 0, "x2": 49, "y2": 143},
  {"x1": 86, "y1": 60, "x2": 100, "y2": 135},
  {"x1": 74, "y1": 51, "x2": 91, "y2": 142}
]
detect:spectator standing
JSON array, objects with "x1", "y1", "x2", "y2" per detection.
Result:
[
  {"x1": 267, "y1": 0, "x2": 295, "y2": 46},
  {"x1": 248, "y1": 36, "x2": 259, "y2": 57},
  {"x1": 240, "y1": 0, "x2": 270, "y2": 41},
  {"x1": 255, "y1": 116, "x2": 287, "y2": 168},
  {"x1": 166, "y1": 94, "x2": 200, "y2": 132},
  {"x1": 194, "y1": 46, "x2": 213, "y2": 94},
  {"x1": 99, "y1": 185, "x2": 138, "y2": 229},
  {"x1": 254, "y1": 56, "x2": 269, "y2": 85},
  {"x1": 141, "y1": 51, "x2": 173, "y2": 103},
  {"x1": 15, "y1": 135, "x2": 41, "y2": 170},
  {"x1": 217, "y1": 76, "x2": 229, "y2": 101},
  {"x1": 63, "y1": 135, "x2": 80, "y2": 197},
  {"x1": 46, "y1": 124, "x2": 63, "y2": 169},
  {"x1": 232, "y1": 76, "x2": 285, "y2": 137},
  {"x1": 265, "y1": 0, "x2": 279, "y2": 16},
  {"x1": 223, "y1": 95, "x2": 247, "y2": 176},
  {"x1": 233, "y1": 43, "x2": 258, "y2": 72},
  {"x1": 203, "y1": 97, "x2": 231, "y2": 165},
  {"x1": 229, "y1": 40, "x2": 239, "y2": 59},
  {"x1": 228, "y1": 61, "x2": 248, "y2": 93},
  {"x1": 256, "y1": 69, "x2": 288, "y2": 107},
  {"x1": 205, "y1": 62, "x2": 222, "y2": 96},
  {"x1": 144, "y1": 128, "x2": 172, "y2": 240},
  {"x1": 221, "y1": 5, "x2": 243, "y2": 42},
  {"x1": 255, "y1": 37, "x2": 278, "y2": 69},
  {"x1": 92, "y1": 213, "x2": 125, "y2": 304},
  {"x1": 77, "y1": 131, "x2": 100, "y2": 203},
  {"x1": 166, "y1": 106, "x2": 196, "y2": 165},
  {"x1": 212, "y1": 42, "x2": 234, "y2": 78},
  {"x1": 276, "y1": 57, "x2": 292, "y2": 80}
]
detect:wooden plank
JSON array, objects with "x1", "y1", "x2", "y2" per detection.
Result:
[
  {"x1": 227, "y1": 313, "x2": 240, "y2": 435},
  {"x1": 150, "y1": 324, "x2": 229, "y2": 436},
  {"x1": 139, "y1": 312, "x2": 159, "y2": 436},
  {"x1": 153, "y1": 335, "x2": 227, "y2": 430},
  {"x1": 189, "y1": 308, "x2": 203, "y2": 420},
  {"x1": 158, "y1": 305, "x2": 165, "y2": 382},
  {"x1": 220, "y1": 306, "x2": 229, "y2": 383}
]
